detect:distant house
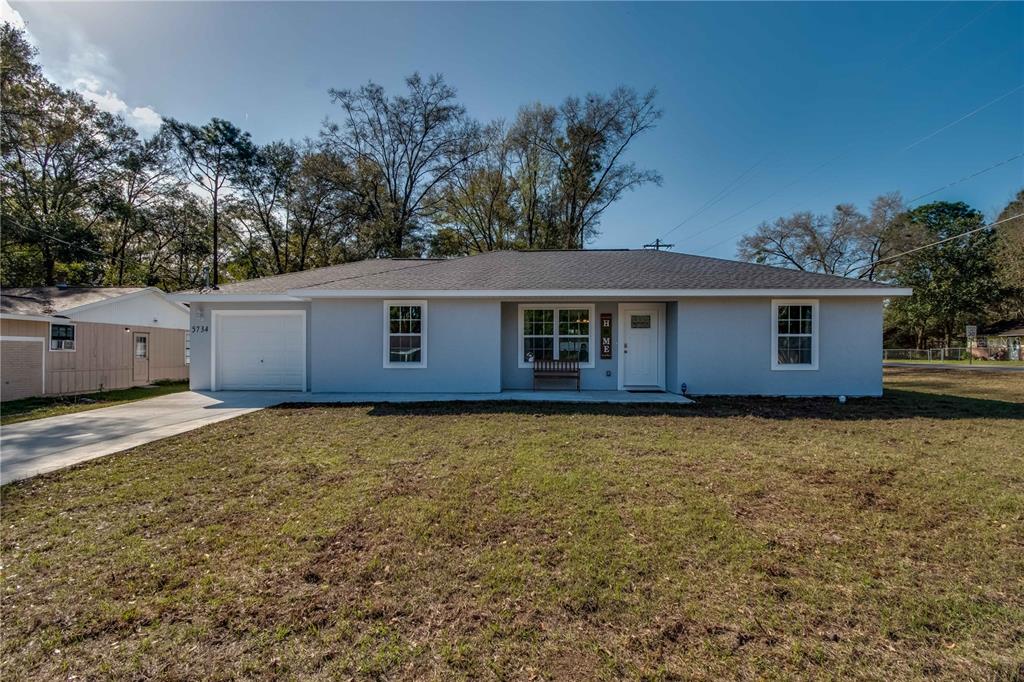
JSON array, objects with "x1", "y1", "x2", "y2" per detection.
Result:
[
  {"x1": 172, "y1": 250, "x2": 910, "y2": 397},
  {"x1": 0, "y1": 287, "x2": 189, "y2": 402},
  {"x1": 978, "y1": 320, "x2": 1024, "y2": 361}
]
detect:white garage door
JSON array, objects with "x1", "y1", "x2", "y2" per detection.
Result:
[{"x1": 214, "y1": 312, "x2": 305, "y2": 391}]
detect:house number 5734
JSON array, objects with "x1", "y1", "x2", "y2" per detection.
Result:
[{"x1": 191, "y1": 325, "x2": 209, "y2": 334}]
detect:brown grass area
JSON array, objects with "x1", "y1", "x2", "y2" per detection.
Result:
[{"x1": 1, "y1": 369, "x2": 1022, "y2": 679}]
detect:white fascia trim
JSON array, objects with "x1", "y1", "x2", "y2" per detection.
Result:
[
  {"x1": 290, "y1": 288, "x2": 912, "y2": 299},
  {"x1": 62, "y1": 287, "x2": 188, "y2": 315},
  {"x1": 169, "y1": 293, "x2": 306, "y2": 303},
  {"x1": 0, "y1": 313, "x2": 68, "y2": 323}
]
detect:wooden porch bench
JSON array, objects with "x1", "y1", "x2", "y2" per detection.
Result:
[{"x1": 532, "y1": 358, "x2": 580, "y2": 391}]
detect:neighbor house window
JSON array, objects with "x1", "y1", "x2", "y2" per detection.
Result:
[
  {"x1": 384, "y1": 301, "x2": 426, "y2": 368},
  {"x1": 518, "y1": 304, "x2": 594, "y2": 368},
  {"x1": 49, "y1": 323, "x2": 75, "y2": 351},
  {"x1": 771, "y1": 299, "x2": 818, "y2": 370}
]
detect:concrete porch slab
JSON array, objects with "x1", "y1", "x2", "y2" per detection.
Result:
[{"x1": 271, "y1": 390, "x2": 695, "y2": 405}]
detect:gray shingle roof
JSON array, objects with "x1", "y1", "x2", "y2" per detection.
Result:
[
  {"x1": 0, "y1": 287, "x2": 146, "y2": 316},
  {"x1": 298, "y1": 250, "x2": 900, "y2": 292},
  {"x1": 183, "y1": 250, "x2": 903, "y2": 295},
  {"x1": 198, "y1": 259, "x2": 442, "y2": 294}
]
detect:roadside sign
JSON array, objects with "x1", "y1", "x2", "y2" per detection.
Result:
[{"x1": 966, "y1": 325, "x2": 978, "y2": 365}]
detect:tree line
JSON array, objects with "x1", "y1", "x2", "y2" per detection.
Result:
[
  {"x1": 4, "y1": 21, "x2": 1020, "y2": 350},
  {"x1": 1, "y1": 23, "x2": 661, "y2": 289},
  {"x1": 737, "y1": 190, "x2": 1024, "y2": 347}
]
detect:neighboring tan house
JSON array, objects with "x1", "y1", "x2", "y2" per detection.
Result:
[
  {"x1": 0, "y1": 287, "x2": 190, "y2": 402},
  {"x1": 172, "y1": 250, "x2": 911, "y2": 397}
]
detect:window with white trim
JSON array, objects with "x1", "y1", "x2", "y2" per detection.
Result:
[
  {"x1": 384, "y1": 301, "x2": 426, "y2": 368},
  {"x1": 518, "y1": 304, "x2": 594, "y2": 368},
  {"x1": 50, "y1": 323, "x2": 75, "y2": 351},
  {"x1": 771, "y1": 299, "x2": 818, "y2": 370}
]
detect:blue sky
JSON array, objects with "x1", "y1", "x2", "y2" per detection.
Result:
[{"x1": 6, "y1": 1, "x2": 1023, "y2": 258}]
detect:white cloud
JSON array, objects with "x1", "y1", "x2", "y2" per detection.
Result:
[
  {"x1": 1, "y1": 0, "x2": 162, "y2": 136},
  {"x1": 0, "y1": 0, "x2": 26, "y2": 32},
  {"x1": 130, "y1": 106, "x2": 163, "y2": 134}
]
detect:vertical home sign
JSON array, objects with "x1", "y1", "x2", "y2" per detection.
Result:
[{"x1": 600, "y1": 313, "x2": 613, "y2": 359}]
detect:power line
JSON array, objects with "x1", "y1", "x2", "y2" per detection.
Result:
[
  {"x1": 10, "y1": 221, "x2": 146, "y2": 269},
  {"x1": 693, "y1": 84, "x2": 1024, "y2": 253},
  {"x1": 905, "y1": 151, "x2": 1024, "y2": 204},
  {"x1": 695, "y1": 149, "x2": 1024, "y2": 257},
  {"x1": 658, "y1": 158, "x2": 763, "y2": 240},
  {"x1": 651, "y1": 2, "x2": 1010, "y2": 247},
  {"x1": 901, "y1": 82, "x2": 1024, "y2": 153},
  {"x1": 679, "y1": 153, "x2": 844, "y2": 245},
  {"x1": 853, "y1": 211, "x2": 1024, "y2": 276}
]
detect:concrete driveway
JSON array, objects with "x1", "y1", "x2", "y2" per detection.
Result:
[
  {"x1": 0, "y1": 391, "x2": 285, "y2": 484},
  {"x1": 2, "y1": 388, "x2": 692, "y2": 484}
]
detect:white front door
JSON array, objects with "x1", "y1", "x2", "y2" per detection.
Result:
[
  {"x1": 623, "y1": 308, "x2": 660, "y2": 387},
  {"x1": 214, "y1": 312, "x2": 306, "y2": 391}
]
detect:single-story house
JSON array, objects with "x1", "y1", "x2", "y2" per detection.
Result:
[
  {"x1": 0, "y1": 286, "x2": 190, "y2": 401},
  {"x1": 172, "y1": 250, "x2": 910, "y2": 397},
  {"x1": 977, "y1": 320, "x2": 1024, "y2": 360}
]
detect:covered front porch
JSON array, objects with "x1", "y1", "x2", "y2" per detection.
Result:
[{"x1": 500, "y1": 300, "x2": 678, "y2": 393}]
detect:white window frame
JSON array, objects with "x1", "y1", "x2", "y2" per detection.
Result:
[
  {"x1": 48, "y1": 322, "x2": 77, "y2": 352},
  {"x1": 517, "y1": 303, "x2": 596, "y2": 369},
  {"x1": 383, "y1": 300, "x2": 427, "y2": 369},
  {"x1": 771, "y1": 299, "x2": 819, "y2": 371}
]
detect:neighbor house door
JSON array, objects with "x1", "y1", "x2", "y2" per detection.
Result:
[
  {"x1": 620, "y1": 306, "x2": 664, "y2": 389},
  {"x1": 133, "y1": 332, "x2": 150, "y2": 384}
]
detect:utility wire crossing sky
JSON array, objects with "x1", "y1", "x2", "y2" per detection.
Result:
[{"x1": 6, "y1": 0, "x2": 1022, "y2": 257}]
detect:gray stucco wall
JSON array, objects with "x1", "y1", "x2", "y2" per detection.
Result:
[
  {"x1": 665, "y1": 301, "x2": 679, "y2": 394},
  {"x1": 189, "y1": 294, "x2": 883, "y2": 397},
  {"x1": 500, "y1": 301, "x2": 619, "y2": 390},
  {"x1": 311, "y1": 298, "x2": 501, "y2": 393},
  {"x1": 187, "y1": 301, "x2": 312, "y2": 391},
  {"x1": 674, "y1": 297, "x2": 883, "y2": 396}
]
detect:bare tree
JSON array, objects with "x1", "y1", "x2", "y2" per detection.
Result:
[
  {"x1": 99, "y1": 130, "x2": 181, "y2": 284},
  {"x1": 434, "y1": 122, "x2": 520, "y2": 253},
  {"x1": 737, "y1": 193, "x2": 907, "y2": 279},
  {"x1": 232, "y1": 141, "x2": 299, "y2": 275},
  {"x1": 289, "y1": 141, "x2": 355, "y2": 270},
  {"x1": 164, "y1": 118, "x2": 254, "y2": 287},
  {"x1": 323, "y1": 73, "x2": 482, "y2": 256},
  {"x1": 534, "y1": 87, "x2": 662, "y2": 248},
  {"x1": 508, "y1": 104, "x2": 559, "y2": 248}
]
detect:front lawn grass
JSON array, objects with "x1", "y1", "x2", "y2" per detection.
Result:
[
  {"x1": 1, "y1": 370, "x2": 1021, "y2": 679},
  {"x1": 0, "y1": 380, "x2": 189, "y2": 425}
]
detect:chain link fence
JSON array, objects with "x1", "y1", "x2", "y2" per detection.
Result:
[{"x1": 884, "y1": 341, "x2": 1022, "y2": 362}]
